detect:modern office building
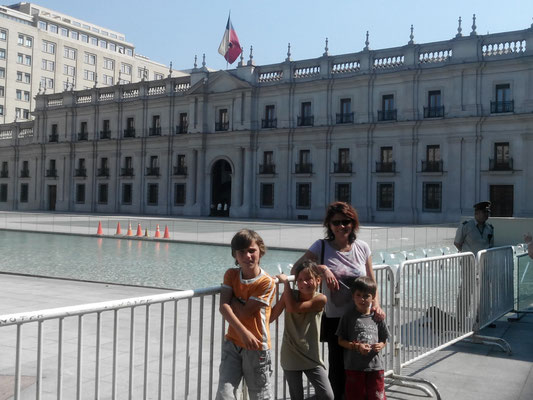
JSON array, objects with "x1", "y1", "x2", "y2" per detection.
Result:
[
  {"x1": 0, "y1": 19, "x2": 532, "y2": 223},
  {"x1": 0, "y1": 2, "x2": 178, "y2": 123}
]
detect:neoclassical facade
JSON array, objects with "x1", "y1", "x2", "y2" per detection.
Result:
[{"x1": 0, "y1": 23, "x2": 532, "y2": 223}]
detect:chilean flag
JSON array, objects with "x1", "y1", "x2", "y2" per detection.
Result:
[{"x1": 218, "y1": 16, "x2": 242, "y2": 64}]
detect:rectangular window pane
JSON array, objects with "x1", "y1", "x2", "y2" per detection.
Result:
[
  {"x1": 423, "y1": 182, "x2": 442, "y2": 212},
  {"x1": 174, "y1": 183, "x2": 186, "y2": 205},
  {"x1": 377, "y1": 183, "x2": 394, "y2": 210},
  {"x1": 98, "y1": 183, "x2": 108, "y2": 204},
  {"x1": 260, "y1": 183, "x2": 274, "y2": 207},
  {"x1": 76, "y1": 184, "x2": 85, "y2": 203},
  {"x1": 122, "y1": 183, "x2": 132, "y2": 205},
  {"x1": 20, "y1": 183, "x2": 28, "y2": 203},
  {"x1": 336, "y1": 183, "x2": 351, "y2": 204},
  {"x1": 296, "y1": 183, "x2": 311, "y2": 209},
  {"x1": 147, "y1": 183, "x2": 158, "y2": 205},
  {"x1": 0, "y1": 184, "x2": 7, "y2": 202}
]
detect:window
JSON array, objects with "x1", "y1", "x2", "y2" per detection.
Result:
[
  {"x1": 491, "y1": 142, "x2": 511, "y2": 170},
  {"x1": 1, "y1": 161, "x2": 7, "y2": 176},
  {"x1": 90, "y1": 37, "x2": 98, "y2": 46},
  {"x1": 109, "y1": 43, "x2": 116, "y2": 52},
  {"x1": 335, "y1": 183, "x2": 351, "y2": 204},
  {"x1": 496, "y1": 84, "x2": 510, "y2": 103},
  {"x1": 98, "y1": 184, "x2": 108, "y2": 204},
  {"x1": 99, "y1": 40, "x2": 107, "y2": 49},
  {"x1": 174, "y1": 183, "x2": 186, "y2": 205},
  {"x1": 0, "y1": 68, "x2": 4, "y2": 78},
  {"x1": 42, "y1": 59, "x2": 55, "y2": 71},
  {"x1": 296, "y1": 183, "x2": 311, "y2": 209},
  {"x1": 60, "y1": 27, "x2": 68, "y2": 37},
  {"x1": 121, "y1": 63, "x2": 132, "y2": 75},
  {"x1": 24, "y1": 55, "x2": 31, "y2": 65},
  {"x1": 18, "y1": 35, "x2": 24, "y2": 45},
  {"x1": 42, "y1": 40, "x2": 56, "y2": 54},
  {"x1": 423, "y1": 182, "x2": 442, "y2": 212},
  {"x1": 103, "y1": 74, "x2": 113, "y2": 85},
  {"x1": 422, "y1": 145, "x2": 441, "y2": 172},
  {"x1": 381, "y1": 147, "x2": 393, "y2": 163},
  {"x1": 122, "y1": 183, "x2": 132, "y2": 205},
  {"x1": 0, "y1": 184, "x2": 7, "y2": 202},
  {"x1": 339, "y1": 148, "x2": 350, "y2": 165},
  {"x1": 428, "y1": 90, "x2": 441, "y2": 108},
  {"x1": 335, "y1": 148, "x2": 351, "y2": 173},
  {"x1": 38, "y1": 21, "x2": 47, "y2": 30},
  {"x1": 379, "y1": 94, "x2": 396, "y2": 121},
  {"x1": 41, "y1": 77, "x2": 54, "y2": 89},
  {"x1": 17, "y1": 72, "x2": 23, "y2": 81},
  {"x1": 147, "y1": 183, "x2": 158, "y2": 205},
  {"x1": 298, "y1": 102, "x2": 313, "y2": 126},
  {"x1": 0, "y1": 49, "x2": 5, "y2": 59},
  {"x1": 427, "y1": 145, "x2": 440, "y2": 162},
  {"x1": 24, "y1": 73, "x2": 30, "y2": 83},
  {"x1": 0, "y1": 86, "x2": 4, "y2": 97},
  {"x1": 262, "y1": 105, "x2": 276, "y2": 128},
  {"x1": 25, "y1": 37, "x2": 32, "y2": 47},
  {"x1": 177, "y1": 113, "x2": 188, "y2": 133},
  {"x1": 49, "y1": 24, "x2": 58, "y2": 34},
  {"x1": 70, "y1": 31, "x2": 79, "y2": 40},
  {"x1": 377, "y1": 183, "x2": 394, "y2": 210},
  {"x1": 425, "y1": 90, "x2": 443, "y2": 118},
  {"x1": 492, "y1": 84, "x2": 513, "y2": 113},
  {"x1": 80, "y1": 33, "x2": 88, "y2": 43},
  {"x1": 138, "y1": 67, "x2": 147, "y2": 79},
  {"x1": 154, "y1": 73, "x2": 164, "y2": 80},
  {"x1": 337, "y1": 98, "x2": 353, "y2": 123},
  {"x1": 23, "y1": 109, "x2": 29, "y2": 119},
  {"x1": 0, "y1": 105, "x2": 3, "y2": 115},
  {"x1": 76, "y1": 184, "x2": 85, "y2": 203},
  {"x1": 0, "y1": 30, "x2": 6, "y2": 40},
  {"x1": 17, "y1": 53, "x2": 23, "y2": 63},
  {"x1": 261, "y1": 151, "x2": 274, "y2": 174},
  {"x1": 296, "y1": 149, "x2": 311, "y2": 173},
  {"x1": 63, "y1": 47, "x2": 76, "y2": 60},
  {"x1": 216, "y1": 109, "x2": 228, "y2": 131},
  {"x1": 150, "y1": 155, "x2": 158, "y2": 169},
  {"x1": 260, "y1": 183, "x2": 274, "y2": 207},
  {"x1": 84, "y1": 52, "x2": 96, "y2": 65},
  {"x1": 24, "y1": 91, "x2": 30, "y2": 102},
  {"x1": 103, "y1": 58, "x2": 114, "y2": 70},
  {"x1": 84, "y1": 70, "x2": 95, "y2": 81},
  {"x1": 16, "y1": 90, "x2": 22, "y2": 100},
  {"x1": 126, "y1": 49, "x2": 133, "y2": 56},
  {"x1": 63, "y1": 65, "x2": 75, "y2": 76}
]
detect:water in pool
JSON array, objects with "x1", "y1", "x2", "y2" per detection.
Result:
[{"x1": 0, "y1": 231, "x2": 303, "y2": 289}]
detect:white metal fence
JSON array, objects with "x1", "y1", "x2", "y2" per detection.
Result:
[{"x1": 0, "y1": 252, "x2": 517, "y2": 399}]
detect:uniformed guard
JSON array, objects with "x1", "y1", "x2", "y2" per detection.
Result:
[
  {"x1": 453, "y1": 201, "x2": 494, "y2": 327},
  {"x1": 454, "y1": 201, "x2": 494, "y2": 254}
]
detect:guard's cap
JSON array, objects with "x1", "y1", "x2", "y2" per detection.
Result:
[{"x1": 474, "y1": 201, "x2": 491, "y2": 212}]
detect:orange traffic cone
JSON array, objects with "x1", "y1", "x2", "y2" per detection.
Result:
[
  {"x1": 115, "y1": 222, "x2": 122, "y2": 235},
  {"x1": 144, "y1": 228, "x2": 149, "y2": 237},
  {"x1": 154, "y1": 224, "x2": 161, "y2": 238},
  {"x1": 96, "y1": 221, "x2": 103, "y2": 235},
  {"x1": 126, "y1": 223, "x2": 133, "y2": 236},
  {"x1": 136, "y1": 223, "x2": 142, "y2": 236},
  {"x1": 163, "y1": 225, "x2": 170, "y2": 239}
]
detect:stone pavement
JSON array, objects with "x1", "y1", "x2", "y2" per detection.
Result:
[{"x1": 1, "y1": 273, "x2": 532, "y2": 399}]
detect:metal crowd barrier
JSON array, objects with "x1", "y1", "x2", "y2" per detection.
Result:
[{"x1": 0, "y1": 255, "x2": 516, "y2": 399}]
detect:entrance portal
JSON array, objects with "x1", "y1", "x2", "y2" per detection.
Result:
[{"x1": 211, "y1": 160, "x2": 232, "y2": 217}]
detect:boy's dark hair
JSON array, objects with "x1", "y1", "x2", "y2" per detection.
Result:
[
  {"x1": 293, "y1": 259, "x2": 320, "y2": 281},
  {"x1": 350, "y1": 276, "x2": 377, "y2": 296},
  {"x1": 230, "y1": 229, "x2": 266, "y2": 265}
]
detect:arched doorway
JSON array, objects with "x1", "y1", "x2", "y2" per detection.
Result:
[{"x1": 211, "y1": 159, "x2": 232, "y2": 217}]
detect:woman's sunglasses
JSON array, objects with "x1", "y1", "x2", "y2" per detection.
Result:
[{"x1": 331, "y1": 219, "x2": 352, "y2": 227}]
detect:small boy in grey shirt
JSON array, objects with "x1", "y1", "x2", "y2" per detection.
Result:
[{"x1": 336, "y1": 276, "x2": 389, "y2": 399}]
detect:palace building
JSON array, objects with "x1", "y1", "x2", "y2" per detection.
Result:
[{"x1": 0, "y1": 17, "x2": 532, "y2": 223}]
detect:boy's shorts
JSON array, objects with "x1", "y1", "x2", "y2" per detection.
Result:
[
  {"x1": 345, "y1": 369, "x2": 386, "y2": 400},
  {"x1": 216, "y1": 340, "x2": 272, "y2": 400}
]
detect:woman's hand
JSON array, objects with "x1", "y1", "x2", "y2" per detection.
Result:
[
  {"x1": 322, "y1": 266, "x2": 339, "y2": 291},
  {"x1": 371, "y1": 304, "x2": 386, "y2": 321}
]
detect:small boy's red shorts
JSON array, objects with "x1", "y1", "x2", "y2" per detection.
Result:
[{"x1": 345, "y1": 369, "x2": 386, "y2": 400}]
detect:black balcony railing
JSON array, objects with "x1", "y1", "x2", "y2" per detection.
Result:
[
  {"x1": 215, "y1": 121, "x2": 229, "y2": 131},
  {"x1": 45, "y1": 169, "x2": 57, "y2": 177},
  {"x1": 297, "y1": 116, "x2": 314, "y2": 126},
  {"x1": 121, "y1": 167, "x2": 134, "y2": 177},
  {"x1": 149, "y1": 127, "x2": 161, "y2": 136},
  {"x1": 334, "y1": 162, "x2": 352, "y2": 173},
  {"x1": 261, "y1": 119, "x2": 277, "y2": 129},
  {"x1": 77, "y1": 132, "x2": 88, "y2": 141},
  {"x1": 146, "y1": 167, "x2": 160, "y2": 176},
  {"x1": 49, "y1": 133, "x2": 58, "y2": 142},
  {"x1": 173, "y1": 166, "x2": 187, "y2": 176},
  {"x1": 74, "y1": 168, "x2": 87, "y2": 177},
  {"x1": 295, "y1": 163, "x2": 313, "y2": 174},
  {"x1": 176, "y1": 124, "x2": 188, "y2": 134},
  {"x1": 0, "y1": 170, "x2": 8, "y2": 178},
  {"x1": 97, "y1": 168, "x2": 109, "y2": 177},
  {"x1": 20, "y1": 170, "x2": 30, "y2": 178},
  {"x1": 491, "y1": 100, "x2": 514, "y2": 113},
  {"x1": 259, "y1": 164, "x2": 276, "y2": 174},
  {"x1": 377, "y1": 109, "x2": 397, "y2": 121},
  {"x1": 123, "y1": 128, "x2": 136, "y2": 138},
  {"x1": 99, "y1": 130, "x2": 111, "y2": 140},
  {"x1": 376, "y1": 161, "x2": 396, "y2": 173},
  {"x1": 424, "y1": 106, "x2": 445, "y2": 118},
  {"x1": 336, "y1": 112, "x2": 354, "y2": 124},
  {"x1": 489, "y1": 158, "x2": 513, "y2": 171},
  {"x1": 421, "y1": 160, "x2": 443, "y2": 172}
]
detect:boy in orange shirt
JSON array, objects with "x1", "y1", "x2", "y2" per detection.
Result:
[{"x1": 216, "y1": 229, "x2": 277, "y2": 400}]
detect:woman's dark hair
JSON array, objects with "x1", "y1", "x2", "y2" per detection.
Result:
[
  {"x1": 323, "y1": 201, "x2": 360, "y2": 243},
  {"x1": 230, "y1": 229, "x2": 266, "y2": 266}
]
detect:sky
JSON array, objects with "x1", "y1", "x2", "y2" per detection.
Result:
[{"x1": 20, "y1": 0, "x2": 533, "y2": 71}]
